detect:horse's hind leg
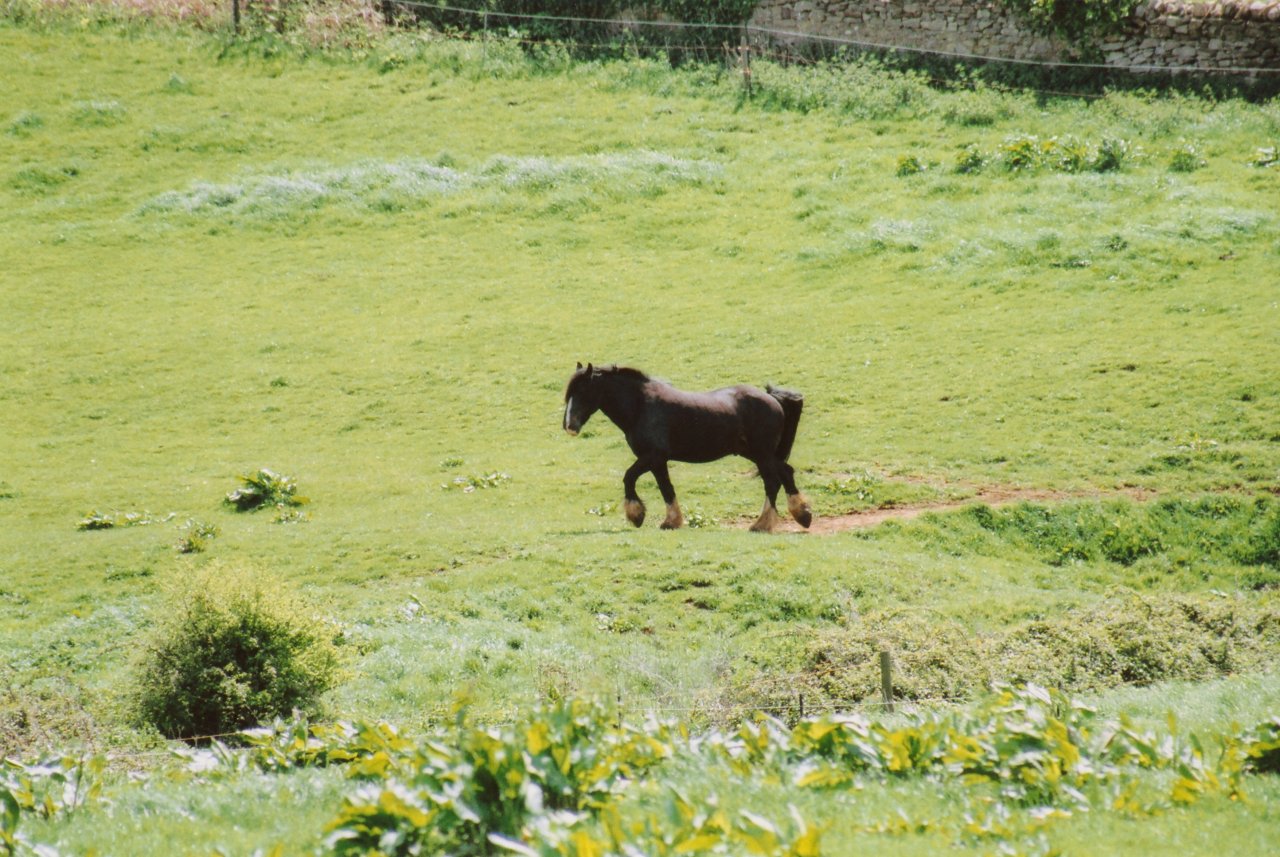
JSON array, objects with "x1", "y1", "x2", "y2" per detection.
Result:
[
  {"x1": 749, "y1": 461, "x2": 783, "y2": 533},
  {"x1": 651, "y1": 460, "x2": 683, "y2": 530},
  {"x1": 622, "y1": 459, "x2": 650, "y2": 527},
  {"x1": 778, "y1": 462, "x2": 812, "y2": 529}
]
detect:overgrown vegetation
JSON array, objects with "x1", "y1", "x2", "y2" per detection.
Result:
[
  {"x1": 782, "y1": 593, "x2": 1280, "y2": 708},
  {"x1": 998, "y1": 0, "x2": 1140, "y2": 52},
  {"x1": 12, "y1": 687, "x2": 1275, "y2": 855},
  {"x1": 133, "y1": 565, "x2": 341, "y2": 740}
]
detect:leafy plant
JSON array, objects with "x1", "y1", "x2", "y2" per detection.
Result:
[
  {"x1": 323, "y1": 698, "x2": 677, "y2": 855},
  {"x1": 1051, "y1": 135, "x2": 1090, "y2": 173},
  {"x1": 896, "y1": 154, "x2": 925, "y2": 177},
  {"x1": 1250, "y1": 146, "x2": 1279, "y2": 168},
  {"x1": 955, "y1": 144, "x2": 986, "y2": 175},
  {"x1": 77, "y1": 510, "x2": 175, "y2": 530},
  {"x1": 133, "y1": 564, "x2": 341, "y2": 740},
  {"x1": 1240, "y1": 716, "x2": 1280, "y2": 774},
  {"x1": 1091, "y1": 136, "x2": 1135, "y2": 172},
  {"x1": 445, "y1": 471, "x2": 512, "y2": 492},
  {"x1": 224, "y1": 468, "x2": 307, "y2": 512},
  {"x1": 999, "y1": 134, "x2": 1047, "y2": 172},
  {"x1": 176, "y1": 519, "x2": 219, "y2": 553},
  {"x1": 998, "y1": 0, "x2": 1141, "y2": 51},
  {"x1": 1168, "y1": 142, "x2": 1206, "y2": 173}
]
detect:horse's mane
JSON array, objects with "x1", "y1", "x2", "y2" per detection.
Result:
[{"x1": 601, "y1": 365, "x2": 650, "y2": 383}]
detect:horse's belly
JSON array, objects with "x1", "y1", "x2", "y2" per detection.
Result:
[{"x1": 667, "y1": 426, "x2": 748, "y2": 463}]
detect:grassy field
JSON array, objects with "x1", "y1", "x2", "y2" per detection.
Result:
[{"x1": 2, "y1": 9, "x2": 1280, "y2": 855}]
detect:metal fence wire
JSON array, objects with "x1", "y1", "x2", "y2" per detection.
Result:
[{"x1": 372, "y1": 0, "x2": 1280, "y2": 77}]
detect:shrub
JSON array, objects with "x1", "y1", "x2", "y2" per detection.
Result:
[
  {"x1": 134, "y1": 564, "x2": 340, "y2": 740},
  {"x1": 998, "y1": 0, "x2": 1140, "y2": 51}
]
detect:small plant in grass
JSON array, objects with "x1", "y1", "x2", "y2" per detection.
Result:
[
  {"x1": 224, "y1": 468, "x2": 306, "y2": 512},
  {"x1": 71, "y1": 99, "x2": 126, "y2": 127},
  {"x1": 1168, "y1": 142, "x2": 1206, "y2": 173},
  {"x1": 134, "y1": 563, "x2": 341, "y2": 740},
  {"x1": 1250, "y1": 146, "x2": 1279, "y2": 168},
  {"x1": 444, "y1": 471, "x2": 511, "y2": 492},
  {"x1": 684, "y1": 505, "x2": 715, "y2": 528},
  {"x1": 1240, "y1": 716, "x2": 1280, "y2": 773},
  {"x1": 1091, "y1": 137, "x2": 1135, "y2": 172},
  {"x1": 77, "y1": 510, "x2": 175, "y2": 530},
  {"x1": 1051, "y1": 135, "x2": 1090, "y2": 173},
  {"x1": 999, "y1": 134, "x2": 1045, "y2": 172},
  {"x1": 6, "y1": 111, "x2": 42, "y2": 136},
  {"x1": 175, "y1": 519, "x2": 219, "y2": 553},
  {"x1": 896, "y1": 154, "x2": 925, "y2": 177},
  {"x1": 954, "y1": 144, "x2": 985, "y2": 174}
]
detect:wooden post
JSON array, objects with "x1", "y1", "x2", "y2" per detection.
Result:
[
  {"x1": 798, "y1": 692, "x2": 805, "y2": 721},
  {"x1": 879, "y1": 649, "x2": 895, "y2": 713},
  {"x1": 232, "y1": 0, "x2": 240, "y2": 35},
  {"x1": 739, "y1": 29, "x2": 753, "y2": 99}
]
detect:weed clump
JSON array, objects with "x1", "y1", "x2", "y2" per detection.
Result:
[
  {"x1": 175, "y1": 519, "x2": 218, "y2": 553},
  {"x1": 134, "y1": 564, "x2": 340, "y2": 740},
  {"x1": 224, "y1": 468, "x2": 306, "y2": 512}
]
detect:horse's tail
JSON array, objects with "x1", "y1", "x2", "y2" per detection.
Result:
[{"x1": 766, "y1": 385, "x2": 804, "y2": 462}]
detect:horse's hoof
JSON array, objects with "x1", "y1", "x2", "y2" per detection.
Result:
[
  {"x1": 660, "y1": 502, "x2": 684, "y2": 530},
  {"x1": 750, "y1": 503, "x2": 781, "y2": 533},
  {"x1": 624, "y1": 499, "x2": 646, "y2": 528},
  {"x1": 788, "y1": 493, "x2": 813, "y2": 529}
]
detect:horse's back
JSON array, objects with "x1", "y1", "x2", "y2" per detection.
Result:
[{"x1": 642, "y1": 381, "x2": 784, "y2": 463}]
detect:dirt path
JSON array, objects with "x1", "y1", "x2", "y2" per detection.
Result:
[{"x1": 749, "y1": 486, "x2": 1157, "y2": 535}]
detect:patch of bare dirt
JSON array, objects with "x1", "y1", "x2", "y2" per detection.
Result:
[{"x1": 750, "y1": 486, "x2": 1157, "y2": 535}]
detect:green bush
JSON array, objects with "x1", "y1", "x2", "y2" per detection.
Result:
[
  {"x1": 134, "y1": 564, "x2": 340, "y2": 740},
  {"x1": 999, "y1": 0, "x2": 1140, "y2": 51}
]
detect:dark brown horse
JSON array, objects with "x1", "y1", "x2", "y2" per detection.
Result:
[{"x1": 563, "y1": 363, "x2": 812, "y2": 532}]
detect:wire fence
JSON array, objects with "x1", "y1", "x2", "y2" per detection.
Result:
[{"x1": 375, "y1": 0, "x2": 1280, "y2": 79}]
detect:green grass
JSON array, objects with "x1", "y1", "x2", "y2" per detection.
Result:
[{"x1": 2, "y1": 12, "x2": 1279, "y2": 855}]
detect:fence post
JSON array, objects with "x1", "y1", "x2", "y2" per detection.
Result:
[
  {"x1": 232, "y1": 0, "x2": 240, "y2": 35},
  {"x1": 739, "y1": 28, "x2": 753, "y2": 99},
  {"x1": 879, "y1": 649, "x2": 895, "y2": 714}
]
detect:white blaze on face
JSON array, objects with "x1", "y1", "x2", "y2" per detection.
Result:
[{"x1": 564, "y1": 397, "x2": 576, "y2": 434}]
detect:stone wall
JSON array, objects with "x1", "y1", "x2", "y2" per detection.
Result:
[{"x1": 747, "y1": 1, "x2": 1280, "y2": 71}]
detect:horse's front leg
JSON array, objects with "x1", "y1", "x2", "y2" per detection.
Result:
[
  {"x1": 651, "y1": 459, "x2": 683, "y2": 530},
  {"x1": 622, "y1": 458, "x2": 651, "y2": 527},
  {"x1": 750, "y1": 460, "x2": 784, "y2": 533}
]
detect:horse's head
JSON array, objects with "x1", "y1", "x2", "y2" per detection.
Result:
[{"x1": 563, "y1": 362, "x2": 599, "y2": 436}]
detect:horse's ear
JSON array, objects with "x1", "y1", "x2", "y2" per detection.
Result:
[
  {"x1": 586, "y1": 362, "x2": 594, "y2": 372},
  {"x1": 576, "y1": 362, "x2": 583, "y2": 370}
]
